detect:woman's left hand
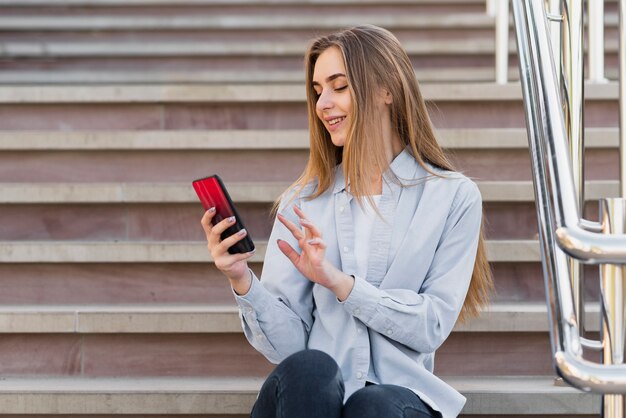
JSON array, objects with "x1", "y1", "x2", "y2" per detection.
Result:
[{"x1": 276, "y1": 206, "x2": 353, "y2": 299}]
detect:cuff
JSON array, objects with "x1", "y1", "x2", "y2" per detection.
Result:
[
  {"x1": 233, "y1": 269, "x2": 274, "y2": 317},
  {"x1": 340, "y1": 275, "x2": 382, "y2": 322}
]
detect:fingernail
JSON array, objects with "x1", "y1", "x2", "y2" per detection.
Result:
[
  {"x1": 307, "y1": 239, "x2": 316, "y2": 245},
  {"x1": 207, "y1": 207, "x2": 216, "y2": 213},
  {"x1": 237, "y1": 229, "x2": 247, "y2": 236},
  {"x1": 228, "y1": 216, "x2": 236, "y2": 223}
]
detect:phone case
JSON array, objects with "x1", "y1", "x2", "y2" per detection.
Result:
[{"x1": 192, "y1": 175, "x2": 255, "y2": 254}]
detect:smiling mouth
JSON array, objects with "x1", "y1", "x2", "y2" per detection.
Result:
[{"x1": 328, "y1": 116, "x2": 346, "y2": 126}]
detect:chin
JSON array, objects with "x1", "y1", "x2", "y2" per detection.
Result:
[{"x1": 330, "y1": 136, "x2": 346, "y2": 147}]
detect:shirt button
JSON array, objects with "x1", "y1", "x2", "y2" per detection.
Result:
[
  {"x1": 343, "y1": 246, "x2": 349, "y2": 253},
  {"x1": 356, "y1": 372, "x2": 363, "y2": 379},
  {"x1": 339, "y1": 206, "x2": 345, "y2": 212},
  {"x1": 357, "y1": 328, "x2": 362, "y2": 334},
  {"x1": 386, "y1": 329, "x2": 393, "y2": 335},
  {"x1": 353, "y1": 308, "x2": 361, "y2": 315}
]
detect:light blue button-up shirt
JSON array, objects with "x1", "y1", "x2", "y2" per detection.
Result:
[{"x1": 235, "y1": 147, "x2": 482, "y2": 418}]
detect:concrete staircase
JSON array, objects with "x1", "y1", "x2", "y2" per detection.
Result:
[{"x1": 0, "y1": 0, "x2": 620, "y2": 416}]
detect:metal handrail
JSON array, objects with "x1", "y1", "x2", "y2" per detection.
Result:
[
  {"x1": 497, "y1": 0, "x2": 606, "y2": 84},
  {"x1": 512, "y1": 0, "x2": 626, "y2": 394},
  {"x1": 516, "y1": 0, "x2": 626, "y2": 265}
]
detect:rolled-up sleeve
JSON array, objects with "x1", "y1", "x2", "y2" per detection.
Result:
[
  {"x1": 233, "y1": 191, "x2": 315, "y2": 364},
  {"x1": 341, "y1": 180, "x2": 483, "y2": 353}
]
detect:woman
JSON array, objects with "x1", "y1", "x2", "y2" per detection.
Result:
[{"x1": 201, "y1": 24, "x2": 492, "y2": 418}]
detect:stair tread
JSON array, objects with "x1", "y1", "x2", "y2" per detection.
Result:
[
  {"x1": 0, "y1": 14, "x2": 495, "y2": 30},
  {"x1": 0, "y1": 68, "x2": 503, "y2": 84},
  {"x1": 0, "y1": 239, "x2": 540, "y2": 263},
  {"x1": 0, "y1": 302, "x2": 601, "y2": 333},
  {"x1": 0, "y1": 0, "x2": 488, "y2": 5},
  {"x1": 0, "y1": 375, "x2": 600, "y2": 415},
  {"x1": 0, "y1": 82, "x2": 618, "y2": 103},
  {"x1": 0, "y1": 128, "x2": 618, "y2": 150},
  {"x1": 0, "y1": 180, "x2": 617, "y2": 203}
]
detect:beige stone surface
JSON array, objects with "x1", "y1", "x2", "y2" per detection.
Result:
[
  {"x1": 0, "y1": 14, "x2": 494, "y2": 31},
  {"x1": 0, "y1": 303, "x2": 600, "y2": 334},
  {"x1": 0, "y1": 376, "x2": 599, "y2": 414},
  {"x1": 0, "y1": 83, "x2": 618, "y2": 104},
  {"x1": 0, "y1": 240, "x2": 532, "y2": 262},
  {"x1": 0, "y1": 128, "x2": 618, "y2": 150},
  {"x1": 0, "y1": 181, "x2": 619, "y2": 203}
]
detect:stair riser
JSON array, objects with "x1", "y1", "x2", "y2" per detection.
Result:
[
  {"x1": 0, "y1": 101, "x2": 619, "y2": 130},
  {"x1": 0, "y1": 332, "x2": 582, "y2": 377},
  {"x1": 0, "y1": 262, "x2": 601, "y2": 305},
  {"x1": 0, "y1": 202, "x2": 605, "y2": 241},
  {"x1": 0, "y1": 149, "x2": 617, "y2": 182},
  {"x1": 0, "y1": 4, "x2": 487, "y2": 16},
  {"x1": 0, "y1": 56, "x2": 498, "y2": 72},
  {"x1": 0, "y1": 29, "x2": 494, "y2": 42}
]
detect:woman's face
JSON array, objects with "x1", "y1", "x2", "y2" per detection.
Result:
[{"x1": 312, "y1": 47, "x2": 352, "y2": 147}]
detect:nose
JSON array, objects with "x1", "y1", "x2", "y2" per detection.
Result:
[{"x1": 316, "y1": 90, "x2": 333, "y2": 112}]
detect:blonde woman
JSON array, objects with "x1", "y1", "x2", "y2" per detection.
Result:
[{"x1": 201, "y1": 25, "x2": 492, "y2": 418}]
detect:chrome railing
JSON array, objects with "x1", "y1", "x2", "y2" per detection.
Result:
[
  {"x1": 512, "y1": 0, "x2": 626, "y2": 417},
  {"x1": 498, "y1": 0, "x2": 607, "y2": 84}
]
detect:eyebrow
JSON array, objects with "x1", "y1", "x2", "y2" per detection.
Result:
[{"x1": 311, "y1": 73, "x2": 346, "y2": 87}]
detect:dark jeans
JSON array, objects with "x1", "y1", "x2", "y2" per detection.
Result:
[{"x1": 250, "y1": 349, "x2": 440, "y2": 418}]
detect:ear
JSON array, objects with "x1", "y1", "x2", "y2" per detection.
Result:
[{"x1": 383, "y1": 90, "x2": 393, "y2": 105}]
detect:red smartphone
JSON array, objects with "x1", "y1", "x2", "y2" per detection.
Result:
[{"x1": 192, "y1": 175, "x2": 255, "y2": 254}]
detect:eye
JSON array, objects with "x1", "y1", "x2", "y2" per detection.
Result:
[{"x1": 335, "y1": 86, "x2": 348, "y2": 92}]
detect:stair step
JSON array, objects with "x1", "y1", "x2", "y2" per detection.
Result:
[
  {"x1": 0, "y1": 128, "x2": 618, "y2": 150},
  {"x1": 0, "y1": 376, "x2": 599, "y2": 415},
  {"x1": 0, "y1": 39, "x2": 497, "y2": 57},
  {"x1": 0, "y1": 82, "x2": 617, "y2": 103},
  {"x1": 0, "y1": 0, "x2": 487, "y2": 5},
  {"x1": 3, "y1": 67, "x2": 621, "y2": 84},
  {"x1": 0, "y1": 303, "x2": 601, "y2": 333},
  {"x1": 0, "y1": 14, "x2": 620, "y2": 31},
  {"x1": 0, "y1": 14, "x2": 494, "y2": 31},
  {"x1": 0, "y1": 180, "x2": 618, "y2": 203},
  {"x1": 0, "y1": 240, "x2": 538, "y2": 262},
  {"x1": 0, "y1": 39, "x2": 619, "y2": 58},
  {"x1": 0, "y1": 68, "x2": 505, "y2": 84}
]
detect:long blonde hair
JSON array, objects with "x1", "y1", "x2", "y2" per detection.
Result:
[{"x1": 274, "y1": 24, "x2": 492, "y2": 322}]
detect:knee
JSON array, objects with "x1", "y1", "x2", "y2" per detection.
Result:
[
  {"x1": 343, "y1": 385, "x2": 390, "y2": 418},
  {"x1": 276, "y1": 349, "x2": 340, "y2": 382}
]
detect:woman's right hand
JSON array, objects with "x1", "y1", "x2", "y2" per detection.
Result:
[{"x1": 201, "y1": 208, "x2": 255, "y2": 290}]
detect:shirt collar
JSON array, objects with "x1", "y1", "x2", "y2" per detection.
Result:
[{"x1": 332, "y1": 146, "x2": 419, "y2": 194}]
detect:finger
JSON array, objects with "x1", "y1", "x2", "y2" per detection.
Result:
[
  {"x1": 293, "y1": 205, "x2": 308, "y2": 221},
  {"x1": 216, "y1": 228, "x2": 249, "y2": 254},
  {"x1": 300, "y1": 218, "x2": 322, "y2": 238},
  {"x1": 213, "y1": 250, "x2": 256, "y2": 270},
  {"x1": 200, "y1": 207, "x2": 217, "y2": 237},
  {"x1": 277, "y1": 213, "x2": 305, "y2": 240},
  {"x1": 306, "y1": 237, "x2": 327, "y2": 249},
  {"x1": 277, "y1": 238, "x2": 301, "y2": 266},
  {"x1": 209, "y1": 215, "x2": 237, "y2": 246},
  {"x1": 293, "y1": 206, "x2": 315, "y2": 240}
]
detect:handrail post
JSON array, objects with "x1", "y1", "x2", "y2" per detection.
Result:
[
  {"x1": 562, "y1": 0, "x2": 586, "y2": 339},
  {"x1": 487, "y1": 0, "x2": 497, "y2": 17},
  {"x1": 588, "y1": 0, "x2": 607, "y2": 83},
  {"x1": 549, "y1": 0, "x2": 561, "y2": 87},
  {"x1": 619, "y1": 0, "x2": 626, "y2": 197},
  {"x1": 599, "y1": 199, "x2": 626, "y2": 418},
  {"x1": 496, "y1": 0, "x2": 510, "y2": 84}
]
